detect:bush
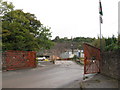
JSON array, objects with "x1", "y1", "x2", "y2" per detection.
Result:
[{"x1": 105, "y1": 43, "x2": 120, "y2": 51}]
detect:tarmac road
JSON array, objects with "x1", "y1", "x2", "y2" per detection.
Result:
[{"x1": 2, "y1": 60, "x2": 84, "y2": 88}]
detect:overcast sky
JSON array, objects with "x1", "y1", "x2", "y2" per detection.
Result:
[{"x1": 6, "y1": 0, "x2": 120, "y2": 39}]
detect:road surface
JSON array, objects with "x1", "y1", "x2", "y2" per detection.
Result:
[{"x1": 2, "y1": 60, "x2": 84, "y2": 88}]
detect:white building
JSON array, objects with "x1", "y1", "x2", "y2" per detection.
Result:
[{"x1": 60, "y1": 49, "x2": 84, "y2": 59}]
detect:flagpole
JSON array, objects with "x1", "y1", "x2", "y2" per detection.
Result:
[
  {"x1": 99, "y1": 14, "x2": 102, "y2": 51},
  {"x1": 99, "y1": 0, "x2": 102, "y2": 51}
]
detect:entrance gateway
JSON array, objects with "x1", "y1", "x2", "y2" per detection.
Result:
[{"x1": 83, "y1": 43, "x2": 101, "y2": 74}]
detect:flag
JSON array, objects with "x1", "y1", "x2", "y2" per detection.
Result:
[
  {"x1": 99, "y1": 0, "x2": 103, "y2": 16},
  {"x1": 99, "y1": 0, "x2": 103, "y2": 23}
]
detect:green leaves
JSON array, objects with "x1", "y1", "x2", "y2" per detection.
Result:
[
  {"x1": 92, "y1": 35, "x2": 119, "y2": 51},
  {"x1": 2, "y1": 9, "x2": 53, "y2": 51},
  {"x1": 37, "y1": 25, "x2": 54, "y2": 50},
  {"x1": 0, "y1": 0, "x2": 14, "y2": 15}
]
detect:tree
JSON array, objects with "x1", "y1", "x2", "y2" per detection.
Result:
[
  {"x1": 92, "y1": 35, "x2": 120, "y2": 51},
  {"x1": 0, "y1": 0, "x2": 14, "y2": 16},
  {"x1": 2, "y1": 9, "x2": 53, "y2": 51},
  {"x1": 37, "y1": 25, "x2": 54, "y2": 50},
  {"x1": 92, "y1": 36, "x2": 106, "y2": 50},
  {"x1": 105, "y1": 35, "x2": 119, "y2": 51},
  {"x1": 0, "y1": 0, "x2": 14, "y2": 50}
]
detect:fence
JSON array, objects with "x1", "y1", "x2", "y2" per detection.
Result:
[{"x1": 2, "y1": 50, "x2": 36, "y2": 70}]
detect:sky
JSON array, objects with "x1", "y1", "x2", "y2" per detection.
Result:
[
  {"x1": 5, "y1": 0, "x2": 120, "y2": 39},
  {"x1": 119, "y1": 1, "x2": 120, "y2": 35}
]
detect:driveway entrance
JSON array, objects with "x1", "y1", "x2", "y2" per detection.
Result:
[{"x1": 3, "y1": 60, "x2": 84, "y2": 88}]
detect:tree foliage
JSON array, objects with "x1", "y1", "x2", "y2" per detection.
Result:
[
  {"x1": 52, "y1": 36, "x2": 95, "y2": 51},
  {"x1": 2, "y1": 9, "x2": 53, "y2": 51},
  {"x1": 53, "y1": 36, "x2": 94, "y2": 43},
  {"x1": 92, "y1": 36, "x2": 106, "y2": 50},
  {"x1": 92, "y1": 35, "x2": 120, "y2": 51},
  {"x1": 104, "y1": 35, "x2": 119, "y2": 51},
  {"x1": 37, "y1": 25, "x2": 54, "y2": 50},
  {"x1": 0, "y1": 0, "x2": 14, "y2": 16}
]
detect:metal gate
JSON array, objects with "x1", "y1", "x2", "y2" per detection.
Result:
[
  {"x1": 2, "y1": 50, "x2": 36, "y2": 70},
  {"x1": 83, "y1": 43, "x2": 101, "y2": 74}
]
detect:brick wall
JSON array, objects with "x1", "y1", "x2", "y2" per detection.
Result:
[{"x1": 100, "y1": 50, "x2": 120, "y2": 80}]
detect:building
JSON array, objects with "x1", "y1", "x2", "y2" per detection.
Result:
[{"x1": 60, "y1": 49, "x2": 84, "y2": 59}]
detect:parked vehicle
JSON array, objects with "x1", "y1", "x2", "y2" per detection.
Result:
[{"x1": 36, "y1": 57, "x2": 46, "y2": 61}]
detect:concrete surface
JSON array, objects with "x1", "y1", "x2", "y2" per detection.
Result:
[
  {"x1": 3, "y1": 60, "x2": 119, "y2": 89},
  {"x1": 80, "y1": 74, "x2": 119, "y2": 88},
  {"x1": 2, "y1": 60, "x2": 84, "y2": 88}
]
